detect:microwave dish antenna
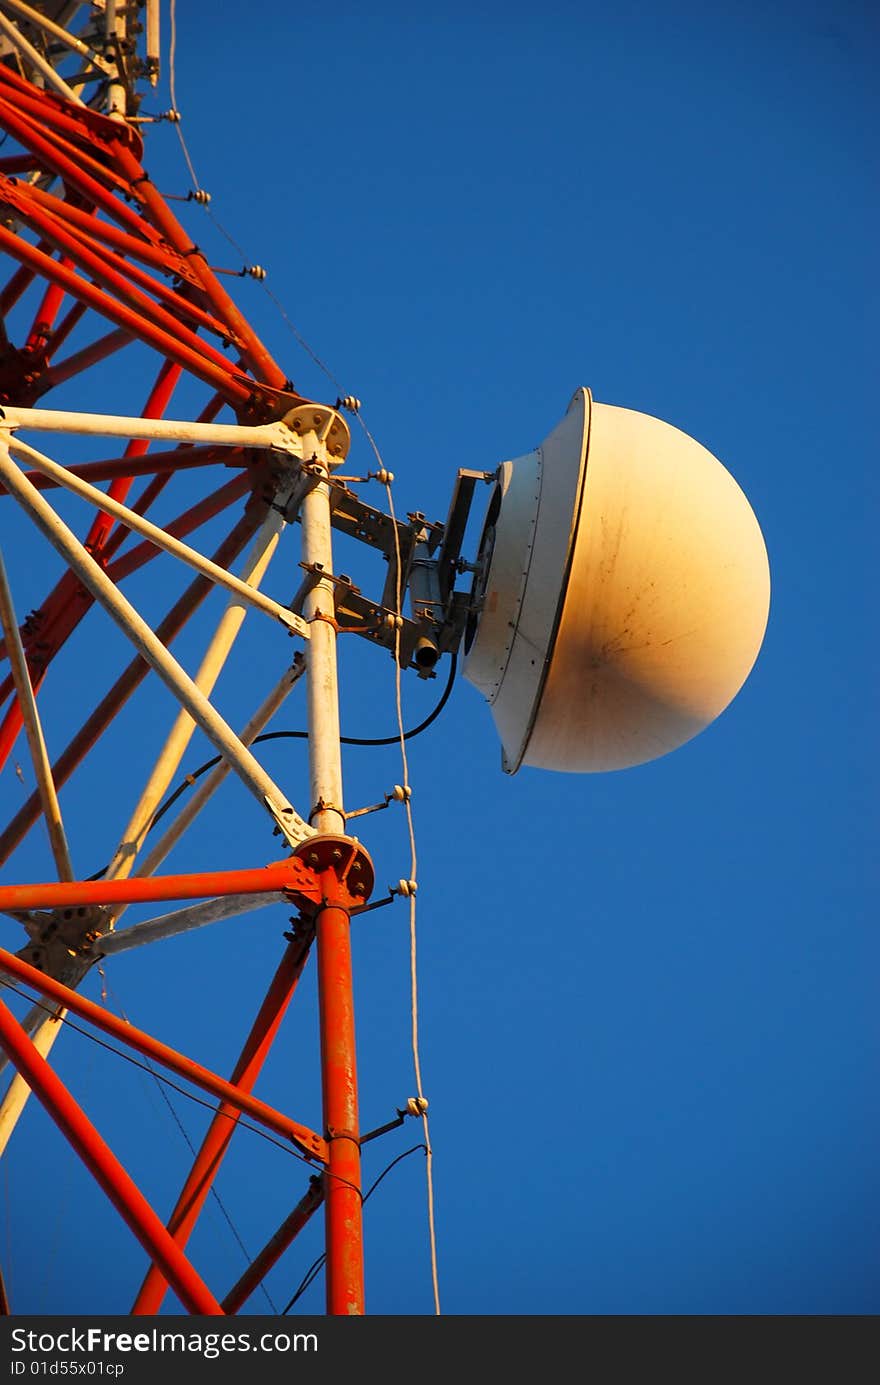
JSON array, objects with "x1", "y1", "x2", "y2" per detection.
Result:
[{"x1": 462, "y1": 388, "x2": 770, "y2": 773}]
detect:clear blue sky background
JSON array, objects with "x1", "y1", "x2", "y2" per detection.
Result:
[{"x1": 0, "y1": 0, "x2": 876, "y2": 1316}]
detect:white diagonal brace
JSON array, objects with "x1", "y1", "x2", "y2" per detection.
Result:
[
  {"x1": 97, "y1": 892, "x2": 282, "y2": 956},
  {"x1": 6, "y1": 436, "x2": 308, "y2": 640},
  {"x1": 0, "y1": 0, "x2": 114, "y2": 75},
  {"x1": 0, "y1": 546, "x2": 74, "y2": 881},
  {"x1": 0, "y1": 9, "x2": 85, "y2": 103},
  {"x1": 0, "y1": 1008, "x2": 65, "y2": 1157},
  {"x1": 111, "y1": 656, "x2": 306, "y2": 925},
  {"x1": 104, "y1": 506, "x2": 291, "y2": 887},
  {"x1": 0, "y1": 406, "x2": 303, "y2": 456},
  {"x1": 0, "y1": 996, "x2": 57, "y2": 1080},
  {"x1": 0, "y1": 441, "x2": 314, "y2": 847}
]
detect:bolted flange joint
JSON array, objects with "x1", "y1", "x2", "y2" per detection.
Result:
[
  {"x1": 280, "y1": 402, "x2": 351, "y2": 464},
  {"x1": 292, "y1": 835, "x2": 375, "y2": 913}
]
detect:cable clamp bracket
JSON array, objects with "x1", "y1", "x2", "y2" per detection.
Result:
[{"x1": 345, "y1": 784, "x2": 411, "y2": 822}]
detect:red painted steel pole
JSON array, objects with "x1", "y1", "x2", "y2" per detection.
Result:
[
  {"x1": 133, "y1": 933, "x2": 314, "y2": 1314},
  {"x1": 0, "y1": 996, "x2": 223, "y2": 1315},
  {"x1": 316, "y1": 888, "x2": 364, "y2": 1315}
]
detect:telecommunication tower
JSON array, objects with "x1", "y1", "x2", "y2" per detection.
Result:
[{"x1": 0, "y1": 3, "x2": 769, "y2": 1316}]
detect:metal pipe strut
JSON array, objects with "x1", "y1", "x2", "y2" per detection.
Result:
[
  {"x1": 0, "y1": 1, "x2": 113, "y2": 76},
  {"x1": 133, "y1": 933, "x2": 315, "y2": 1315},
  {"x1": 0, "y1": 358, "x2": 183, "y2": 758},
  {"x1": 0, "y1": 223, "x2": 257, "y2": 409},
  {"x1": 297, "y1": 430, "x2": 365, "y2": 1313},
  {"x1": 105, "y1": 470, "x2": 252, "y2": 583},
  {"x1": 5, "y1": 434, "x2": 309, "y2": 637},
  {"x1": 3, "y1": 188, "x2": 236, "y2": 339},
  {"x1": 316, "y1": 890, "x2": 364, "y2": 1314},
  {"x1": 102, "y1": 500, "x2": 295, "y2": 897},
  {"x1": 0, "y1": 1006, "x2": 65, "y2": 1157},
  {"x1": 0, "y1": 11, "x2": 85, "y2": 105},
  {"x1": 0, "y1": 996, "x2": 223, "y2": 1315},
  {"x1": 97, "y1": 893, "x2": 283, "y2": 956},
  {"x1": 0, "y1": 444, "x2": 313, "y2": 847},
  {"x1": 0, "y1": 406, "x2": 302, "y2": 455},
  {"x1": 0, "y1": 944, "x2": 327, "y2": 1162},
  {"x1": 0, "y1": 547, "x2": 73, "y2": 881},
  {"x1": 0, "y1": 507, "x2": 260, "y2": 866},
  {"x1": 0, "y1": 93, "x2": 145, "y2": 235},
  {"x1": 221, "y1": 1177, "x2": 325, "y2": 1314},
  {"x1": 0, "y1": 446, "x2": 232, "y2": 495},
  {"x1": 112, "y1": 141, "x2": 290, "y2": 390},
  {"x1": 0, "y1": 857, "x2": 328, "y2": 913},
  {"x1": 110, "y1": 657, "x2": 307, "y2": 920}
]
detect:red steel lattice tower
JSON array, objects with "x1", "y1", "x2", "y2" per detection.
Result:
[{"x1": 0, "y1": 1, "x2": 409, "y2": 1316}]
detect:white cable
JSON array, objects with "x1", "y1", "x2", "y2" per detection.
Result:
[
  {"x1": 365, "y1": 420, "x2": 441, "y2": 1318},
  {"x1": 153, "y1": 27, "x2": 440, "y2": 1306},
  {"x1": 167, "y1": 0, "x2": 202, "y2": 196}
]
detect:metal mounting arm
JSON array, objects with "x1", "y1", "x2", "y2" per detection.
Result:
[{"x1": 308, "y1": 466, "x2": 496, "y2": 677}]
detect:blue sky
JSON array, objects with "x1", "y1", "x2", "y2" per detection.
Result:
[{"x1": 0, "y1": 0, "x2": 876, "y2": 1316}]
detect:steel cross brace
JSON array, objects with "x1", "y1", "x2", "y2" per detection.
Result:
[
  {"x1": 0, "y1": 835, "x2": 374, "y2": 1311},
  {"x1": 0, "y1": 836, "x2": 375, "y2": 917},
  {"x1": 0, "y1": 942, "x2": 327, "y2": 1162}
]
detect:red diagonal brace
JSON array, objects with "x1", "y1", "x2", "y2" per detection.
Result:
[
  {"x1": 221, "y1": 1177, "x2": 325, "y2": 1314},
  {"x1": 0, "y1": 994, "x2": 223, "y2": 1315},
  {"x1": 0, "y1": 944, "x2": 327, "y2": 1162},
  {"x1": 133, "y1": 931, "x2": 315, "y2": 1315}
]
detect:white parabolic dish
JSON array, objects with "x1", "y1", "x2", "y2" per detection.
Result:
[{"x1": 462, "y1": 387, "x2": 771, "y2": 773}]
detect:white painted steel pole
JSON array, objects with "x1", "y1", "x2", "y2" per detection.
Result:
[
  {"x1": 104, "y1": 0, "x2": 127, "y2": 122},
  {"x1": 0, "y1": 443, "x2": 312, "y2": 847},
  {"x1": 145, "y1": 0, "x2": 160, "y2": 85},
  {"x1": 299, "y1": 439, "x2": 345, "y2": 836},
  {"x1": 0, "y1": 548, "x2": 74, "y2": 881}
]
